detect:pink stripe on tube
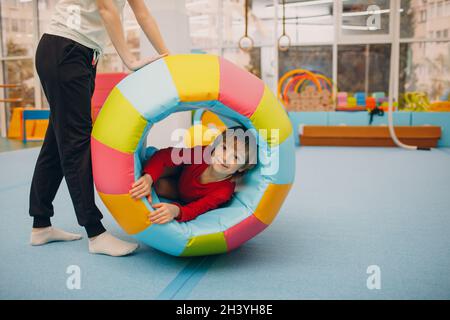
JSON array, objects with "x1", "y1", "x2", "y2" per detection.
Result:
[
  {"x1": 218, "y1": 57, "x2": 265, "y2": 118},
  {"x1": 91, "y1": 136, "x2": 135, "y2": 194},
  {"x1": 224, "y1": 215, "x2": 268, "y2": 251}
]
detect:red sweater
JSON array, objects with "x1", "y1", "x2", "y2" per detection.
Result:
[{"x1": 143, "y1": 145, "x2": 236, "y2": 222}]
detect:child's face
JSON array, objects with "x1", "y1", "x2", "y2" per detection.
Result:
[{"x1": 211, "y1": 138, "x2": 247, "y2": 176}]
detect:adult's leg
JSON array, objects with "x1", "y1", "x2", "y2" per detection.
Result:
[
  {"x1": 52, "y1": 41, "x2": 105, "y2": 238},
  {"x1": 52, "y1": 38, "x2": 138, "y2": 256},
  {"x1": 29, "y1": 35, "x2": 83, "y2": 245},
  {"x1": 29, "y1": 115, "x2": 83, "y2": 245},
  {"x1": 29, "y1": 34, "x2": 137, "y2": 255},
  {"x1": 29, "y1": 116, "x2": 63, "y2": 227},
  {"x1": 29, "y1": 35, "x2": 65, "y2": 227}
]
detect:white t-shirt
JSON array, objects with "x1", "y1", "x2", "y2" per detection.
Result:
[{"x1": 47, "y1": 0, "x2": 126, "y2": 62}]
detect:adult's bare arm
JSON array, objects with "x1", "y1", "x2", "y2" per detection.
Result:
[
  {"x1": 127, "y1": 0, "x2": 170, "y2": 55},
  {"x1": 96, "y1": 0, "x2": 167, "y2": 70}
]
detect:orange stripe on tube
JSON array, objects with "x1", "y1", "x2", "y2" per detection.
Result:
[
  {"x1": 253, "y1": 183, "x2": 293, "y2": 225},
  {"x1": 98, "y1": 192, "x2": 150, "y2": 235}
]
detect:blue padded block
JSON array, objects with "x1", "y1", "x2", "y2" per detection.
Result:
[
  {"x1": 411, "y1": 112, "x2": 450, "y2": 147},
  {"x1": 354, "y1": 92, "x2": 366, "y2": 106},
  {"x1": 328, "y1": 112, "x2": 411, "y2": 126},
  {"x1": 23, "y1": 110, "x2": 50, "y2": 120},
  {"x1": 328, "y1": 112, "x2": 368, "y2": 126},
  {"x1": 288, "y1": 112, "x2": 328, "y2": 145},
  {"x1": 369, "y1": 112, "x2": 411, "y2": 126}
]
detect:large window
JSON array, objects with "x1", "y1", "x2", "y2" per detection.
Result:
[
  {"x1": 338, "y1": 44, "x2": 390, "y2": 93},
  {"x1": 279, "y1": 46, "x2": 332, "y2": 79},
  {"x1": 186, "y1": 0, "x2": 275, "y2": 88},
  {"x1": 277, "y1": 0, "x2": 335, "y2": 44},
  {"x1": 341, "y1": 0, "x2": 391, "y2": 36},
  {"x1": 183, "y1": 0, "x2": 449, "y2": 112},
  {"x1": 221, "y1": 0, "x2": 275, "y2": 47},
  {"x1": 186, "y1": 0, "x2": 220, "y2": 48},
  {"x1": 399, "y1": 41, "x2": 450, "y2": 106},
  {"x1": 401, "y1": 0, "x2": 450, "y2": 40},
  {"x1": 399, "y1": 0, "x2": 450, "y2": 108},
  {"x1": 0, "y1": 0, "x2": 36, "y2": 137},
  {"x1": 221, "y1": 0, "x2": 274, "y2": 86},
  {"x1": 1, "y1": 0, "x2": 34, "y2": 57}
]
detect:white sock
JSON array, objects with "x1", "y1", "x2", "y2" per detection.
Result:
[
  {"x1": 88, "y1": 232, "x2": 139, "y2": 257},
  {"x1": 30, "y1": 226, "x2": 82, "y2": 246}
]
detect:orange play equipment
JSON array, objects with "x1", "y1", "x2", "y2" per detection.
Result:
[
  {"x1": 7, "y1": 107, "x2": 49, "y2": 141},
  {"x1": 278, "y1": 69, "x2": 334, "y2": 111},
  {"x1": 7, "y1": 73, "x2": 128, "y2": 141}
]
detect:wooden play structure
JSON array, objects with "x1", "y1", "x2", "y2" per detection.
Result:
[{"x1": 300, "y1": 125, "x2": 441, "y2": 148}]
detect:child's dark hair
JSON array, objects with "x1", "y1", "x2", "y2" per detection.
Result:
[{"x1": 212, "y1": 125, "x2": 257, "y2": 183}]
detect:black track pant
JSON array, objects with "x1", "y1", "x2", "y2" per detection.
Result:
[{"x1": 29, "y1": 33, "x2": 105, "y2": 238}]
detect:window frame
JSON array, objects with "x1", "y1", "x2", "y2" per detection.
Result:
[{"x1": 189, "y1": 0, "x2": 449, "y2": 111}]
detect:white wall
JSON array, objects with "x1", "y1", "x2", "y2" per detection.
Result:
[{"x1": 141, "y1": 0, "x2": 192, "y2": 148}]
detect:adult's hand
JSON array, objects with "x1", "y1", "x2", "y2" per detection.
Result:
[{"x1": 126, "y1": 52, "x2": 169, "y2": 71}]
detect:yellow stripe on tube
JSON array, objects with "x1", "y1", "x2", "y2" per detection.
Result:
[
  {"x1": 250, "y1": 87, "x2": 293, "y2": 146},
  {"x1": 180, "y1": 232, "x2": 228, "y2": 257},
  {"x1": 165, "y1": 55, "x2": 220, "y2": 102},
  {"x1": 92, "y1": 87, "x2": 147, "y2": 154},
  {"x1": 253, "y1": 183, "x2": 293, "y2": 225}
]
